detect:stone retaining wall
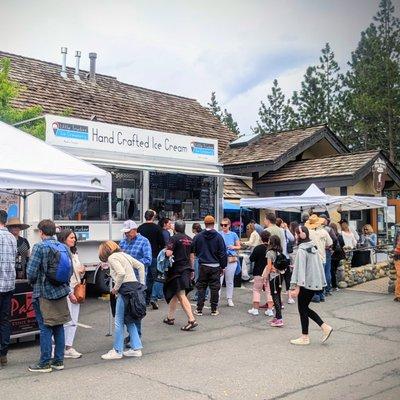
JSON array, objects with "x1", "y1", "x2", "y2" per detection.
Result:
[{"x1": 336, "y1": 259, "x2": 390, "y2": 289}]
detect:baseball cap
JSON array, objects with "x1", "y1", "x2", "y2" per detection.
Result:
[
  {"x1": 204, "y1": 215, "x2": 215, "y2": 224},
  {"x1": 121, "y1": 220, "x2": 138, "y2": 233}
]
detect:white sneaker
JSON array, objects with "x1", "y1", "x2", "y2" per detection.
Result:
[
  {"x1": 64, "y1": 348, "x2": 82, "y2": 359},
  {"x1": 123, "y1": 349, "x2": 142, "y2": 358},
  {"x1": 101, "y1": 349, "x2": 123, "y2": 360},
  {"x1": 288, "y1": 298, "x2": 295, "y2": 304},
  {"x1": 265, "y1": 309, "x2": 274, "y2": 317},
  {"x1": 248, "y1": 308, "x2": 259, "y2": 316},
  {"x1": 227, "y1": 299, "x2": 234, "y2": 307}
]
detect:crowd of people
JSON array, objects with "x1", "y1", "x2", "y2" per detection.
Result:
[{"x1": 0, "y1": 206, "x2": 385, "y2": 372}]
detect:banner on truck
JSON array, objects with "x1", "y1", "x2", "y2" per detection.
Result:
[{"x1": 45, "y1": 115, "x2": 218, "y2": 164}]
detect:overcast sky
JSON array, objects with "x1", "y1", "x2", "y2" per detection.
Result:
[{"x1": 1, "y1": 0, "x2": 397, "y2": 134}]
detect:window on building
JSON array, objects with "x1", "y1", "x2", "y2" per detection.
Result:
[
  {"x1": 54, "y1": 169, "x2": 142, "y2": 221},
  {"x1": 149, "y1": 172, "x2": 216, "y2": 221},
  {"x1": 340, "y1": 186, "x2": 347, "y2": 196}
]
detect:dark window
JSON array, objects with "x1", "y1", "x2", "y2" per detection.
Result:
[
  {"x1": 149, "y1": 172, "x2": 216, "y2": 220},
  {"x1": 340, "y1": 186, "x2": 348, "y2": 196},
  {"x1": 54, "y1": 169, "x2": 142, "y2": 221}
]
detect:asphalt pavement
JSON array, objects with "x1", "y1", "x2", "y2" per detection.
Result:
[{"x1": 1, "y1": 283, "x2": 399, "y2": 400}]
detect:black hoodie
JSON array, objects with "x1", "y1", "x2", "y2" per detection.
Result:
[{"x1": 191, "y1": 229, "x2": 227, "y2": 269}]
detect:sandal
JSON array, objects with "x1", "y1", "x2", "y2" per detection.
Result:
[
  {"x1": 181, "y1": 320, "x2": 198, "y2": 331},
  {"x1": 163, "y1": 317, "x2": 175, "y2": 325}
]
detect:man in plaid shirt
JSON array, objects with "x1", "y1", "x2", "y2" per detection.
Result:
[
  {"x1": 27, "y1": 219, "x2": 72, "y2": 373},
  {"x1": 0, "y1": 210, "x2": 17, "y2": 367}
]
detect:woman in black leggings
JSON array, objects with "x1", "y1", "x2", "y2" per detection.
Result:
[{"x1": 289, "y1": 226, "x2": 333, "y2": 345}]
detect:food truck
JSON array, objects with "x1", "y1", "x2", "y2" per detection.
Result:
[{"x1": 25, "y1": 114, "x2": 227, "y2": 293}]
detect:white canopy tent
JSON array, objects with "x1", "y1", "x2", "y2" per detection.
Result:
[
  {"x1": 0, "y1": 121, "x2": 113, "y2": 334},
  {"x1": 240, "y1": 184, "x2": 387, "y2": 212}
]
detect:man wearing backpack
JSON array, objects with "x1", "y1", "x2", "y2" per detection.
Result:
[{"x1": 27, "y1": 220, "x2": 73, "y2": 373}]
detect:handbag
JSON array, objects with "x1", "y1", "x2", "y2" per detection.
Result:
[
  {"x1": 73, "y1": 270, "x2": 86, "y2": 303},
  {"x1": 39, "y1": 296, "x2": 70, "y2": 326}
]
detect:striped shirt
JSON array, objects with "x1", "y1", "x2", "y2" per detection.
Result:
[{"x1": 0, "y1": 227, "x2": 17, "y2": 292}]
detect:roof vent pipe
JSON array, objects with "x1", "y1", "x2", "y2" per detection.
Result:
[
  {"x1": 89, "y1": 52, "x2": 97, "y2": 82},
  {"x1": 60, "y1": 47, "x2": 67, "y2": 79},
  {"x1": 74, "y1": 51, "x2": 81, "y2": 81}
]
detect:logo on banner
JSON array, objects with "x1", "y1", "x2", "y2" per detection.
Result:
[
  {"x1": 372, "y1": 158, "x2": 387, "y2": 193},
  {"x1": 52, "y1": 122, "x2": 89, "y2": 141},
  {"x1": 191, "y1": 141, "x2": 215, "y2": 156}
]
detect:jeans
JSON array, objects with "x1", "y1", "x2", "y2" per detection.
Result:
[
  {"x1": 197, "y1": 265, "x2": 221, "y2": 312},
  {"x1": 219, "y1": 262, "x2": 237, "y2": 300},
  {"x1": 0, "y1": 291, "x2": 13, "y2": 357},
  {"x1": 298, "y1": 287, "x2": 324, "y2": 334},
  {"x1": 33, "y1": 298, "x2": 65, "y2": 365},
  {"x1": 145, "y1": 258, "x2": 157, "y2": 304},
  {"x1": 324, "y1": 252, "x2": 332, "y2": 293},
  {"x1": 114, "y1": 295, "x2": 142, "y2": 353},
  {"x1": 151, "y1": 281, "x2": 164, "y2": 302}
]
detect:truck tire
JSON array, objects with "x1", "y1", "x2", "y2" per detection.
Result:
[{"x1": 95, "y1": 267, "x2": 111, "y2": 294}]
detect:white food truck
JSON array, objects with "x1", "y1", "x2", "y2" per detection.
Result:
[{"x1": 25, "y1": 115, "x2": 226, "y2": 292}]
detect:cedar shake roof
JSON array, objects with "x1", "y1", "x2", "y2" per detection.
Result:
[
  {"x1": 224, "y1": 178, "x2": 257, "y2": 200},
  {"x1": 221, "y1": 125, "x2": 327, "y2": 166},
  {"x1": 1, "y1": 51, "x2": 235, "y2": 155},
  {"x1": 257, "y1": 150, "x2": 380, "y2": 184}
]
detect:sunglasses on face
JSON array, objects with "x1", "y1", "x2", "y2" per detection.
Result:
[{"x1": 220, "y1": 224, "x2": 229, "y2": 227}]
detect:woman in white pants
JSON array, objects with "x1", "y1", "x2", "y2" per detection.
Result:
[
  {"x1": 219, "y1": 218, "x2": 241, "y2": 307},
  {"x1": 57, "y1": 229, "x2": 85, "y2": 359}
]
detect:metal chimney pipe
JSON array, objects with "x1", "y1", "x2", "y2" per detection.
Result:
[
  {"x1": 89, "y1": 52, "x2": 97, "y2": 82},
  {"x1": 60, "y1": 47, "x2": 67, "y2": 79},
  {"x1": 74, "y1": 51, "x2": 81, "y2": 81}
]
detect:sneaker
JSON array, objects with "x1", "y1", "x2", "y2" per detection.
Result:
[
  {"x1": 28, "y1": 363, "x2": 52, "y2": 373},
  {"x1": 290, "y1": 337, "x2": 310, "y2": 346},
  {"x1": 194, "y1": 309, "x2": 203, "y2": 316},
  {"x1": 150, "y1": 300, "x2": 159, "y2": 310},
  {"x1": 311, "y1": 296, "x2": 320, "y2": 303},
  {"x1": 322, "y1": 325, "x2": 333, "y2": 343},
  {"x1": 288, "y1": 298, "x2": 295, "y2": 304},
  {"x1": 101, "y1": 349, "x2": 123, "y2": 360},
  {"x1": 64, "y1": 348, "x2": 82, "y2": 359},
  {"x1": 50, "y1": 360, "x2": 64, "y2": 370},
  {"x1": 335, "y1": 288, "x2": 340, "y2": 292},
  {"x1": 265, "y1": 309, "x2": 274, "y2": 317},
  {"x1": 227, "y1": 299, "x2": 234, "y2": 307},
  {"x1": 211, "y1": 310, "x2": 220, "y2": 316},
  {"x1": 248, "y1": 308, "x2": 259, "y2": 316},
  {"x1": 270, "y1": 319, "x2": 284, "y2": 327},
  {"x1": 123, "y1": 349, "x2": 142, "y2": 357}
]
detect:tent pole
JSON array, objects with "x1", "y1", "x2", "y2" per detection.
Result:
[
  {"x1": 239, "y1": 207, "x2": 243, "y2": 239},
  {"x1": 384, "y1": 207, "x2": 388, "y2": 243},
  {"x1": 23, "y1": 191, "x2": 28, "y2": 239},
  {"x1": 107, "y1": 192, "x2": 113, "y2": 337}
]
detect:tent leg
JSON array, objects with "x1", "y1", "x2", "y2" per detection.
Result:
[
  {"x1": 107, "y1": 192, "x2": 113, "y2": 337},
  {"x1": 239, "y1": 208, "x2": 242, "y2": 239},
  {"x1": 23, "y1": 192, "x2": 28, "y2": 239}
]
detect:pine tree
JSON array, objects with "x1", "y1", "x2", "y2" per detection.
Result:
[
  {"x1": 207, "y1": 91, "x2": 222, "y2": 122},
  {"x1": 222, "y1": 108, "x2": 240, "y2": 136},
  {"x1": 344, "y1": 0, "x2": 400, "y2": 163},
  {"x1": 254, "y1": 79, "x2": 297, "y2": 134}
]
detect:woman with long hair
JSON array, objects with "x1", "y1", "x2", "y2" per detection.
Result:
[
  {"x1": 241, "y1": 222, "x2": 262, "y2": 281},
  {"x1": 219, "y1": 218, "x2": 241, "y2": 307},
  {"x1": 289, "y1": 226, "x2": 333, "y2": 345},
  {"x1": 57, "y1": 229, "x2": 85, "y2": 359},
  {"x1": 99, "y1": 241, "x2": 145, "y2": 360},
  {"x1": 329, "y1": 222, "x2": 345, "y2": 291}
]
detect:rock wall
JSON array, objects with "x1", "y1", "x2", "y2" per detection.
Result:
[
  {"x1": 336, "y1": 259, "x2": 390, "y2": 289},
  {"x1": 388, "y1": 255, "x2": 396, "y2": 294}
]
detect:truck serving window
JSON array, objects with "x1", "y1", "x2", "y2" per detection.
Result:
[
  {"x1": 149, "y1": 172, "x2": 216, "y2": 221},
  {"x1": 54, "y1": 170, "x2": 142, "y2": 221}
]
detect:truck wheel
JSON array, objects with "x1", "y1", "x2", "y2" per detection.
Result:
[{"x1": 95, "y1": 267, "x2": 111, "y2": 294}]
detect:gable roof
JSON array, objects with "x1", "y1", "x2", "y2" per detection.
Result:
[
  {"x1": 257, "y1": 150, "x2": 381, "y2": 184},
  {"x1": 224, "y1": 178, "x2": 257, "y2": 201},
  {"x1": 1, "y1": 51, "x2": 235, "y2": 155},
  {"x1": 221, "y1": 125, "x2": 349, "y2": 173}
]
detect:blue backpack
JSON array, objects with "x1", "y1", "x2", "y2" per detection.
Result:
[{"x1": 44, "y1": 242, "x2": 72, "y2": 286}]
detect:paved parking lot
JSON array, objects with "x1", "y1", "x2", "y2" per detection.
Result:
[{"x1": 1, "y1": 284, "x2": 400, "y2": 400}]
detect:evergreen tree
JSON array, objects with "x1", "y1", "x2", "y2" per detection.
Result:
[
  {"x1": 255, "y1": 79, "x2": 297, "y2": 134},
  {"x1": 207, "y1": 91, "x2": 222, "y2": 122},
  {"x1": 222, "y1": 108, "x2": 240, "y2": 136},
  {"x1": 344, "y1": 0, "x2": 400, "y2": 163}
]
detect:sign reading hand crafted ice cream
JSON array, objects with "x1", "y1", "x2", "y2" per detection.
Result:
[{"x1": 45, "y1": 115, "x2": 218, "y2": 164}]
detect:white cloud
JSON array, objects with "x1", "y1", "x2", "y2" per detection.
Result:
[{"x1": 0, "y1": 0, "x2": 392, "y2": 133}]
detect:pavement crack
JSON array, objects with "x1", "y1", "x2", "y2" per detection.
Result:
[{"x1": 117, "y1": 368, "x2": 216, "y2": 399}]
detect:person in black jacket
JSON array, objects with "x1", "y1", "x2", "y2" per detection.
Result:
[
  {"x1": 329, "y1": 222, "x2": 346, "y2": 291},
  {"x1": 191, "y1": 215, "x2": 227, "y2": 316}
]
